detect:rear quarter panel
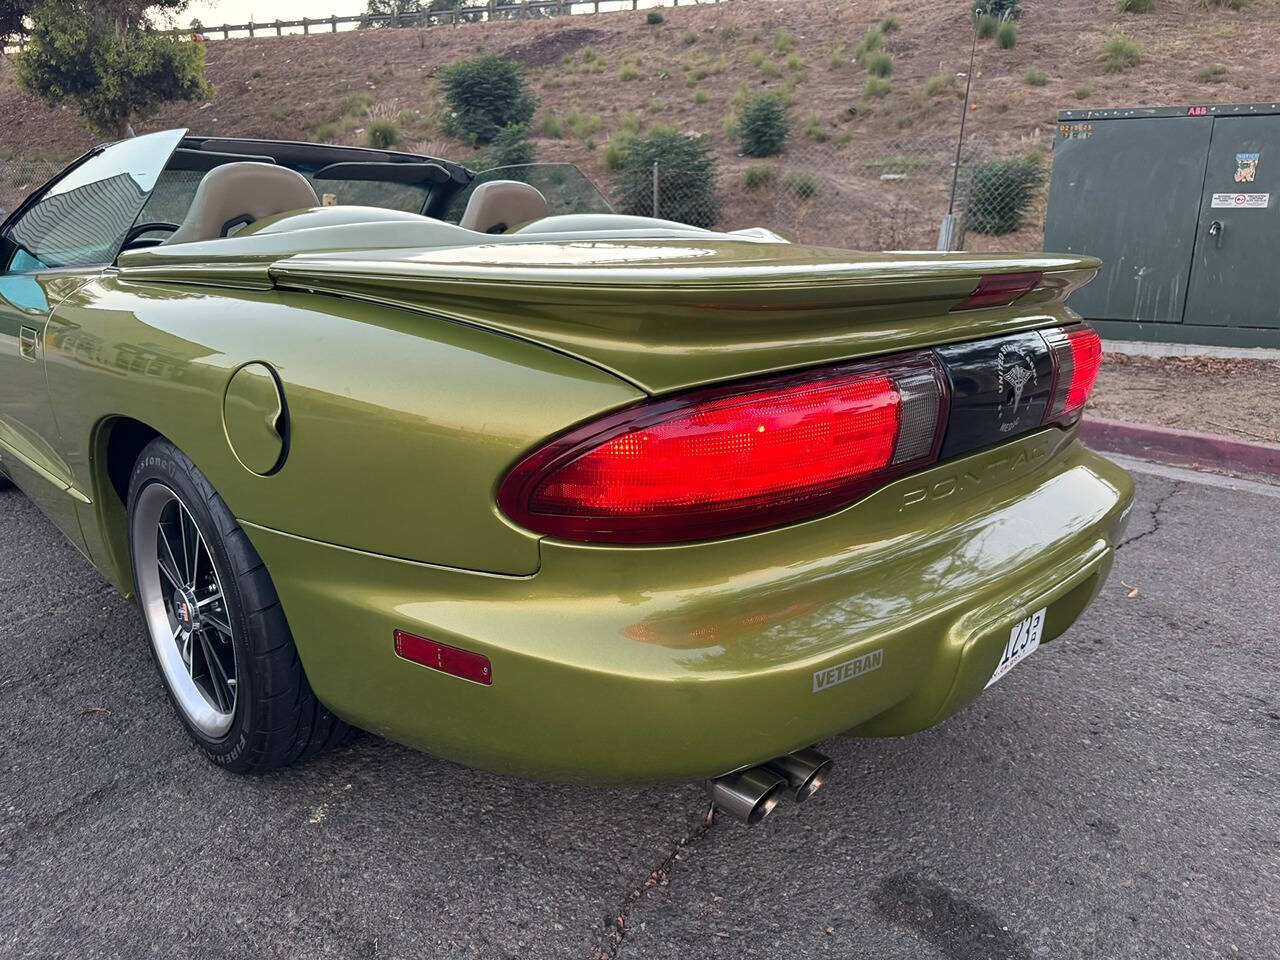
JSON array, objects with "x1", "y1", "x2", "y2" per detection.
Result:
[{"x1": 43, "y1": 273, "x2": 643, "y2": 588}]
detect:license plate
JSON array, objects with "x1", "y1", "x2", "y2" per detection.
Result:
[{"x1": 985, "y1": 607, "x2": 1046, "y2": 688}]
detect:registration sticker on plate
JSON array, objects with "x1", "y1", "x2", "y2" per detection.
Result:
[{"x1": 985, "y1": 607, "x2": 1046, "y2": 688}]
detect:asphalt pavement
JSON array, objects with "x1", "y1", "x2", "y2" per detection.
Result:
[{"x1": 2, "y1": 461, "x2": 1278, "y2": 960}]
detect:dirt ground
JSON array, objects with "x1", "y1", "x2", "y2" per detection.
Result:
[{"x1": 1091, "y1": 353, "x2": 1280, "y2": 444}]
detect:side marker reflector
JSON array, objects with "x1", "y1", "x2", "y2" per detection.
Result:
[{"x1": 394, "y1": 630, "x2": 492, "y2": 686}]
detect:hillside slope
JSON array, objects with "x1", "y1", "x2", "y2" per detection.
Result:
[{"x1": 1, "y1": 0, "x2": 1277, "y2": 248}]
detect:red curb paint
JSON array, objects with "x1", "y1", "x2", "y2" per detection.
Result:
[{"x1": 1081, "y1": 416, "x2": 1280, "y2": 480}]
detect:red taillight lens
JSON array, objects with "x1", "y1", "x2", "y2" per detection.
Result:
[
  {"x1": 951, "y1": 271, "x2": 1043, "y2": 311},
  {"x1": 1042, "y1": 325, "x2": 1103, "y2": 423},
  {"x1": 499, "y1": 354, "x2": 947, "y2": 544}
]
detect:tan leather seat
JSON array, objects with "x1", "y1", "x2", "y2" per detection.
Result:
[
  {"x1": 164, "y1": 162, "x2": 320, "y2": 245},
  {"x1": 458, "y1": 180, "x2": 549, "y2": 234}
]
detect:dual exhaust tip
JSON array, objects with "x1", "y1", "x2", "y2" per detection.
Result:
[{"x1": 704, "y1": 748, "x2": 834, "y2": 826}]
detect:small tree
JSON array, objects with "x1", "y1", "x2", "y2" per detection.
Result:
[
  {"x1": 482, "y1": 123, "x2": 536, "y2": 168},
  {"x1": 0, "y1": 0, "x2": 29, "y2": 49},
  {"x1": 964, "y1": 154, "x2": 1045, "y2": 235},
  {"x1": 738, "y1": 93, "x2": 789, "y2": 157},
  {"x1": 441, "y1": 55, "x2": 536, "y2": 144},
  {"x1": 613, "y1": 127, "x2": 720, "y2": 228},
  {"x1": 18, "y1": 0, "x2": 209, "y2": 138}
]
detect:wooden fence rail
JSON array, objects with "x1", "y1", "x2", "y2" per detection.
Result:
[{"x1": 6, "y1": 0, "x2": 725, "y2": 48}]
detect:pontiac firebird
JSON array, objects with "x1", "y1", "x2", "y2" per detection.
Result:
[{"x1": 0, "y1": 129, "x2": 1132, "y2": 823}]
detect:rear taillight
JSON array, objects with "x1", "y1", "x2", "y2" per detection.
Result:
[
  {"x1": 499, "y1": 354, "x2": 948, "y2": 544},
  {"x1": 951, "y1": 271, "x2": 1043, "y2": 312},
  {"x1": 1042, "y1": 325, "x2": 1103, "y2": 424}
]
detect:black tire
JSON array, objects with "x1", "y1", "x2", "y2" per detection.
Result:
[
  {"x1": 128, "y1": 437, "x2": 349, "y2": 773},
  {"x1": 0, "y1": 464, "x2": 13, "y2": 489}
]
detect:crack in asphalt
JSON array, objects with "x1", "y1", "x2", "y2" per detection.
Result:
[
  {"x1": 595, "y1": 804, "x2": 717, "y2": 960},
  {"x1": 1117, "y1": 480, "x2": 1183, "y2": 551}
]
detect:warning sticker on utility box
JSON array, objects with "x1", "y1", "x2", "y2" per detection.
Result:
[{"x1": 1211, "y1": 192, "x2": 1270, "y2": 208}]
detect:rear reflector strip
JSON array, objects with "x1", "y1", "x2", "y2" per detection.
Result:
[
  {"x1": 394, "y1": 631, "x2": 492, "y2": 685},
  {"x1": 891, "y1": 367, "x2": 943, "y2": 465},
  {"x1": 1042, "y1": 325, "x2": 1103, "y2": 424},
  {"x1": 951, "y1": 271, "x2": 1043, "y2": 312}
]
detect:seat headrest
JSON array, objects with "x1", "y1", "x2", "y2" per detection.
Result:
[
  {"x1": 457, "y1": 180, "x2": 549, "y2": 234},
  {"x1": 164, "y1": 162, "x2": 320, "y2": 246}
]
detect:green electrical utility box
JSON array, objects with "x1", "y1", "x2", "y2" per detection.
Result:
[{"x1": 1043, "y1": 102, "x2": 1280, "y2": 349}]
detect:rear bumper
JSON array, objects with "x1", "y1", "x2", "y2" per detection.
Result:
[{"x1": 246, "y1": 428, "x2": 1133, "y2": 783}]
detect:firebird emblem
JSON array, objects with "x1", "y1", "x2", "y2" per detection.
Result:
[{"x1": 996, "y1": 343, "x2": 1037, "y2": 432}]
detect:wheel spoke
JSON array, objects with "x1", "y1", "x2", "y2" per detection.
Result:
[
  {"x1": 177, "y1": 505, "x2": 193, "y2": 583},
  {"x1": 203, "y1": 608, "x2": 233, "y2": 638},
  {"x1": 196, "y1": 592, "x2": 223, "y2": 609},
  {"x1": 158, "y1": 523, "x2": 185, "y2": 590},
  {"x1": 182, "y1": 631, "x2": 193, "y2": 675},
  {"x1": 190, "y1": 529, "x2": 202, "y2": 588},
  {"x1": 198, "y1": 631, "x2": 230, "y2": 713}
]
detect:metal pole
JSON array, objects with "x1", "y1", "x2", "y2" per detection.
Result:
[
  {"x1": 946, "y1": 13, "x2": 980, "y2": 220},
  {"x1": 652, "y1": 162, "x2": 660, "y2": 218}
]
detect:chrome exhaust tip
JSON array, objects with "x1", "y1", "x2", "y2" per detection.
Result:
[
  {"x1": 705, "y1": 767, "x2": 788, "y2": 825},
  {"x1": 765, "y1": 748, "x2": 834, "y2": 803}
]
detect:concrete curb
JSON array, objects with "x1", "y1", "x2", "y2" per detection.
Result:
[{"x1": 1081, "y1": 416, "x2": 1280, "y2": 480}]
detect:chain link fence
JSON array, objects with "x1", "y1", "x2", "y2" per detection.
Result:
[{"x1": 0, "y1": 104, "x2": 1051, "y2": 255}]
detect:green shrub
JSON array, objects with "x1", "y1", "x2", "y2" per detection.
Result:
[
  {"x1": 976, "y1": 13, "x2": 998, "y2": 38},
  {"x1": 692, "y1": 87, "x2": 709, "y2": 104},
  {"x1": 827, "y1": 42, "x2": 849, "y2": 69},
  {"x1": 646, "y1": 9, "x2": 663, "y2": 24},
  {"x1": 772, "y1": 27, "x2": 796, "y2": 54},
  {"x1": 964, "y1": 154, "x2": 1045, "y2": 235},
  {"x1": 619, "y1": 63, "x2": 641, "y2": 81},
  {"x1": 865, "y1": 51, "x2": 893, "y2": 77},
  {"x1": 647, "y1": 97, "x2": 666, "y2": 114},
  {"x1": 540, "y1": 112, "x2": 564, "y2": 138},
  {"x1": 742, "y1": 163, "x2": 776, "y2": 190},
  {"x1": 565, "y1": 109, "x2": 601, "y2": 141},
  {"x1": 366, "y1": 118, "x2": 399, "y2": 148},
  {"x1": 759, "y1": 58, "x2": 783, "y2": 78},
  {"x1": 1074, "y1": 83, "x2": 1094, "y2": 99},
  {"x1": 1024, "y1": 67, "x2": 1048, "y2": 86},
  {"x1": 974, "y1": 0, "x2": 1021, "y2": 17},
  {"x1": 924, "y1": 71, "x2": 955, "y2": 95},
  {"x1": 864, "y1": 77, "x2": 892, "y2": 98},
  {"x1": 803, "y1": 112, "x2": 829, "y2": 142},
  {"x1": 1195, "y1": 0, "x2": 1246, "y2": 8},
  {"x1": 619, "y1": 111, "x2": 643, "y2": 136},
  {"x1": 440, "y1": 55, "x2": 536, "y2": 143},
  {"x1": 482, "y1": 123, "x2": 535, "y2": 168},
  {"x1": 854, "y1": 29, "x2": 883, "y2": 60},
  {"x1": 1117, "y1": 0, "x2": 1156, "y2": 10},
  {"x1": 1102, "y1": 32, "x2": 1143, "y2": 71},
  {"x1": 879, "y1": 15, "x2": 899, "y2": 32},
  {"x1": 613, "y1": 128, "x2": 720, "y2": 227},
  {"x1": 602, "y1": 136, "x2": 632, "y2": 171},
  {"x1": 786, "y1": 52, "x2": 804, "y2": 72},
  {"x1": 682, "y1": 28, "x2": 699, "y2": 46},
  {"x1": 738, "y1": 92, "x2": 789, "y2": 156},
  {"x1": 995, "y1": 21, "x2": 1017, "y2": 49},
  {"x1": 1195, "y1": 64, "x2": 1227, "y2": 82},
  {"x1": 782, "y1": 172, "x2": 820, "y2": 200}
]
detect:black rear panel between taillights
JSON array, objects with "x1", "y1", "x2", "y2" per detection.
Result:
[{"x1": 935, "y1": 330, "x2": 1056, "y2": 460}]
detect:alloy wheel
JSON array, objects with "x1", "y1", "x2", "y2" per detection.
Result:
[{"x1": 132, "y1": 483, "x2": 238, "y2": 737}]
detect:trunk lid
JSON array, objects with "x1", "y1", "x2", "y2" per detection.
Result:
[{"x1": 266, "y1": 240, "x2": 1097, "y2": 394}]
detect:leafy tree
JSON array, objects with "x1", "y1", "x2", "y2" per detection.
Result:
[
  {"x1": 738, "y1": 92, "x2": 789, "y2": 157},
  {"x1": 613, "y1": 127, "x2": 720, "y2": 228},
  {"x1": 0, "y1": 0, "x2": 28, "y2": 47},
  {"x1": 440, "y1": 55, "x2": 536, "y2": 144},
  {"x1": 481, "y1": 123, "x2": 536, "y2": 168},
  {"x1": 17, "y1": 0, "x2": 209, "y2": 137},
  {"x1": 362, "y1": 0, "x2": 481, "y2": 27}
]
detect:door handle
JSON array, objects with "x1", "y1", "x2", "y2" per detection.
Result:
[
  {"x1": 1208, "y1": 219, "x2": 1224, "y2": 248},
  {"x1": 18, "y1": 326, "x2": 40, "y2": 362}
]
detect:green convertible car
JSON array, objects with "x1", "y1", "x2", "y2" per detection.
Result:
[{"x1": 0, "y1": 129, "x2": 1132, "y2": 823}]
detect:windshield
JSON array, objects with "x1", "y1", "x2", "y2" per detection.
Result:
[
  {"x1": 443, "y1": 163, "x2": 614, "y2": 224},
  {"x1": 2, "y1": 129, "x2": 185, "y2": 269}
]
